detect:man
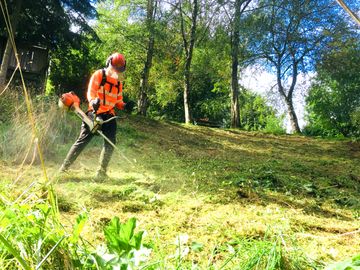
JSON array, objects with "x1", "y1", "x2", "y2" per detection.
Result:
[{"x1": 59, "y1": 52, "x2": 133, "y2": 178}]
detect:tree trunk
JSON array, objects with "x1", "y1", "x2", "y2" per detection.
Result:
[
  {"x1": 0, "y1": 39, "x2": 13, "y2": 87},
  {"x1": 0, "y1": 0, "x2": 23, "y2": 87},
  {"x1": 138, "y1": 0, "x2": 157, "y2": 116},
  {"x1": 230, "y1": 0, "x2": 242, "y2": 128},
  {"x1": 276, "y1": 58, "x2": 302, "y2": 134},
  {"x1": 285, "y1": 98, "x2": 301, "y2": 133},
  {"x1": 183, "y1": 43, "x2": 193, "y2": 124},
  {"x1": 231, "y1": 45, "x2": 240, "y2": 128},
  {"x1": 180, "y1": 0, "x2": 198, "y2": 124},
  {"x1": 183, "y1": 73, "x2": 191, "y2": 123}
]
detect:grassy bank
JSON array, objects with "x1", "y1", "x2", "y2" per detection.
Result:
[{"x1": 0, "y1": 110, "x2": 359, "y2": 269}]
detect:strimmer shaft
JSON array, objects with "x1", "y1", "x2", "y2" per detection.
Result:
[
  {"x1": 72, "y1": 103, "x2": 134, "y2": 165},
  {"x1": 96, "y1": 130, "x2": 133, "y2": 165}
]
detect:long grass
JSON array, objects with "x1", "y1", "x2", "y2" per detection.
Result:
[
  {"x1": 0, "y1": 93, "x2": 80, "y2": 163},
  {"x1": 0, "y1": 93, "x2": 359, "y2": 269}
]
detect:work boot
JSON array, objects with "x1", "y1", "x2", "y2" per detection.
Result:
[
  {"x1": 94, "y1": 168, "x2": 108, "y2": 181},
  {"x1": 58, "y1": 164, "x2": 68, "y2": 174},
  {"x1": 95, "y1": 145, "x2": 113, "y2": 181},
  {"x1": 55, "y1": 165, "x2": 70, "y2": 180}
]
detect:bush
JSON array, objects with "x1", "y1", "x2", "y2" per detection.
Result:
[
  {"x1": 262, "y1": 114, "x2": 286, "y2": 135},
  {"x1": 240, "y1": 90, "x2": 285, "y2": 134},
  {"x1": 350, "y1": 108, "x2": 360, "y2": 138},
  {"x1": 0, "y1": 185, "x2": 149, "y2": 269}
]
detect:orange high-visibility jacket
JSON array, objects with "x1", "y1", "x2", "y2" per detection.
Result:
[{"x1": 87, "y1": 69, "x2": 125, "y2": 115}]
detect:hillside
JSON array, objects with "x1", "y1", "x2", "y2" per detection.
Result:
[{"x1": 1, "y1": 115, "x2": 359, "y2": 269}]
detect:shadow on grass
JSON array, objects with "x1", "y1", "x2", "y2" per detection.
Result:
[{"x1": 257, "y1": 191, "x2": 355, "y2": 221}]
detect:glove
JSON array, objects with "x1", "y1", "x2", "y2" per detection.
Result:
[
  {"x1": 90, "y1": 98, "x2": 100, "y2": 112},
  {"x1": 124, "y1": 100, "x2": 136, "y2": 113}
]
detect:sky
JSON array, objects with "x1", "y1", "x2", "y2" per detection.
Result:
[{"x1": 240, "y1": 65, "x2": 315, "y2": 133}]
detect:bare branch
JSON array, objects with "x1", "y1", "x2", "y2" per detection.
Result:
[
  {"x1": 179, "y1": 1, "x2": 189, "y2": 56},
  {"x1": 335, "y1": 0, "x2": 360, "y2": 26}
]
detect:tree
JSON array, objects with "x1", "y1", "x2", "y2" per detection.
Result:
[
  {"x1": 138, "y1": 0, "x2": 158, "y2": 116},
  {"x1": 94, "y1": 0, "x2": 176, "y2": 112},
  {"x1": 305, "y1": 37, "x2": 360, "y2": 137},
  {"x1": 229, "y1": 0, "x2": 252, "y2": 128},
  {"x1": 0, "y1": 0, "x2": 97, "y2": 88},
  {"x1": 46, "y1": 39, "x2": 99, "y2": 96},
  {"x1": 207, "y1": 0, "x2": 255, "y2": 128},
  {"x1": 179, "y1": 0, "x2": 199, "y2": 124},
  {"x1": 254, "y1": 0, "x2": 346, "y2": 133}
]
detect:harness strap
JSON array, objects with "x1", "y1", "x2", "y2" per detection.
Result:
[
  {"x1": 101, "y1": 69, "x2": 106, "y2": 105},
  {"x1": 116, "y1": 81, "x2": 120, "y2": 95},
  {"x1": 98, "y1": 69, "x2": 122, "y2": 114},
  {"x1": 101, "y1": 69, "x2": 121, "y2": 94}
]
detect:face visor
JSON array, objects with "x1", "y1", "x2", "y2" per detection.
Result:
[{"x1": 112, "y1": 61, "x2": 126, "y2": 73}]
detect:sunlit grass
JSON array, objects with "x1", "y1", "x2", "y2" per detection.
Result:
[{"x1": 0, "y1": 101, "x2": 359, "y2": 268}]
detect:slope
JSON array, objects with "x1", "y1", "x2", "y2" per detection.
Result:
[{"x1": 0, "y1": 114, "x2": 359, "y2": 269}]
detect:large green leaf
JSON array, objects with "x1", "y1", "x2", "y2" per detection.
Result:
[{"x1": 104, "y1": 217, "x2": 143, "y2": 256}]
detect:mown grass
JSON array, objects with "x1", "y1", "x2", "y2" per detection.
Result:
[{"x1": 0, "y1": 99, "x2": 359, "y2": 269}]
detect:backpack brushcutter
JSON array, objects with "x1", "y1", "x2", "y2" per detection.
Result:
[{"x1": 58, "y1": 91, "x2": 133, "y2": 164}]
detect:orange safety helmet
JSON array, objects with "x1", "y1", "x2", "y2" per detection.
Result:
[{"x1": 106, "y1": 52, "x2": 126, "y2": 72}]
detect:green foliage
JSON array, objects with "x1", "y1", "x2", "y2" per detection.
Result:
[
  {"x1": 351, "y1": 108, "x2": 360, "y2": 133},
  {"x1": 262, "y1": 114, "x2": 286, "y2": 134},
  {"x1": 0, "y1": 197, "x2": 70, "y2": 269},
  {"x1": 196, "y1": 81, "x2": 230, "y2": 124},
  {"x1": 325, "y1": 254, "x2": 360, "y2": 270},
  {"x1": 216, "y1": 233, "x2": 321, "y2": 270},
  {"x1": 0, "y1": 92, "x2": 19, "y2": 124},
  {"x1": 47, "y1": 41, "x2": 101, "y2": 96},
  {"x1": 0, "y1": 0, "x2": 97, "y2": 48},
  {"x1": 90, "y1": 217, "x2": 148, "y2": 269},
  {"x1": 94, "y1": 0, "x2": 150, "y2": 101},
  {"x1": 190, "y1": 44, "x2": 231, "y2": 123},
  {"x1": 240, "y1": 90, "x2": 285, "y2": 133},
  {"x1": 305, "y1": 38, "x2": 360, "y2": 138},
  {"x1": 104, "y1": 217, "x2": 144, "y2": 254},
  {"x1": 0, "y1": 184, "x2": 149, "y2": 269},
  {"x1": 69, "y1": 213, "x2": 88, "y2": 244}
]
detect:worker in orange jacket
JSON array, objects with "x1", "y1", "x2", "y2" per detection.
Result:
[{"x1": 59, "y1": 52, "x2": 134, "y2": 178}]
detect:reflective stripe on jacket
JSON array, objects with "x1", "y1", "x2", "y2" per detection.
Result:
[{"x1": 87, "y1": 69, "x2": 125, "y2": 115}]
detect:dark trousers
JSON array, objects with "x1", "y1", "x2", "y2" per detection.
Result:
[{"x1": 61, "y1": 113, "x2": 117, "y2": 173}]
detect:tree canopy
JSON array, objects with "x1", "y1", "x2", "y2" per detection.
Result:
[
  {"x1": 0, "y1": 0, "x2": 97, "y2": 48},
  {"x1": 1, "y1": 0, "x2": 360, "y2": 136},
  {"x1": 305, "y1": 37, "x2": 360, "y2": 137}
]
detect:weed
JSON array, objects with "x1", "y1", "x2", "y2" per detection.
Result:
[
  {"x1": 0, "y1": 192, "x2": 150, "y2": 269},
  {"x1": 324, "y1": 254, "x2": 360, "y2": 270}
]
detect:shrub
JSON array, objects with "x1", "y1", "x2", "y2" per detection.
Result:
[
  {"x1": 0, "y1": 186, "x2": 149, "y2": 269},
  {"x1": 262, "y1": 114, "x2": 286, "y2": 135}
]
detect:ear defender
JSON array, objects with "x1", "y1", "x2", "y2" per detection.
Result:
[
  {"x1": 106, "y1": 56, "x2": 112, "y2": 67},
  {"x1": 105, "y1": 53, "x2": 126, "y2": 72},
  {"x1": 119, "y1": 60, "x2": 126, "y2": 72}
]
